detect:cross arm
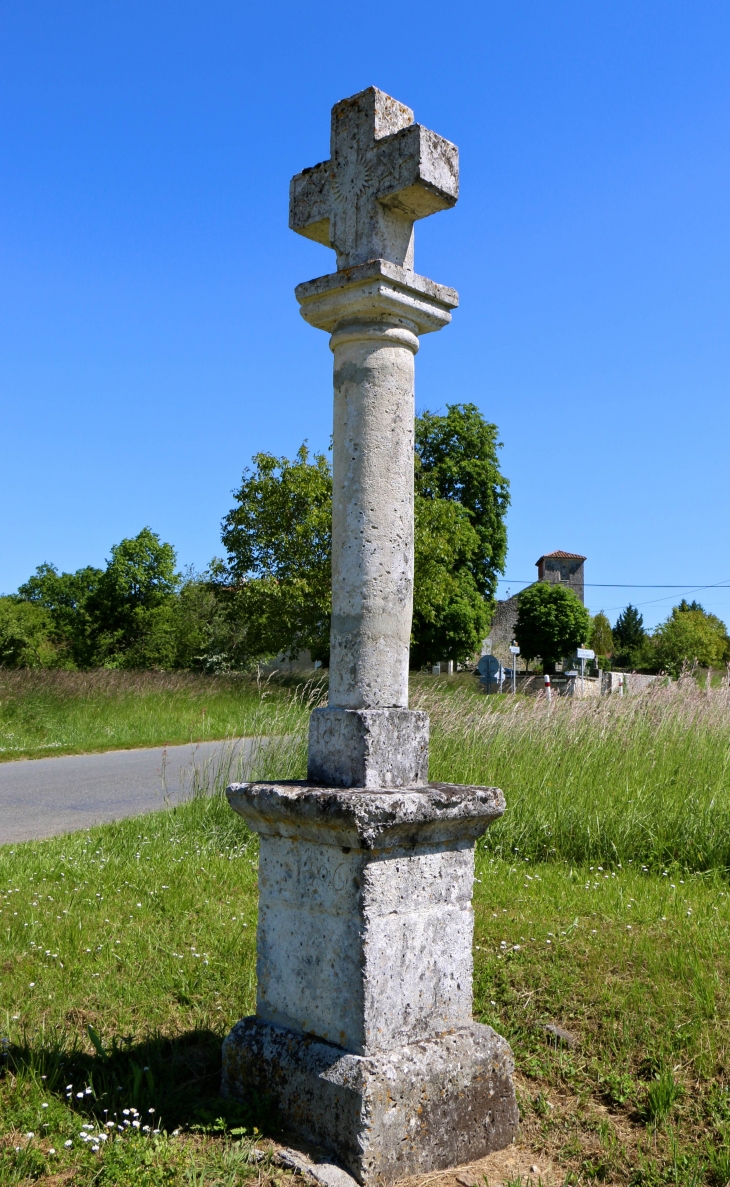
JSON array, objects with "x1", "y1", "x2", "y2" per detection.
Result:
[
  {"x1": 377, "y1": 125, "x2": 459, "y2": 220},
  {"x1": 289, "y1": 159, "x2": 332, "y2": 246}
]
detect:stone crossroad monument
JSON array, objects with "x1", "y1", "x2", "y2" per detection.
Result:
[{"x1": 222, "y1": 87, "x2": 517, "y2": 1184}]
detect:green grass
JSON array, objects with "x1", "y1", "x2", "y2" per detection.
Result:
[
  {"x1": 0, "y1": 670, "x2": 319, "y2": 762},
  {"x1": 0, "y1": 755, "x2": 299, "y2": 1185},
  {"x1": 2, "y1": 677, "x2": 730, "y2": 1183},
  {"x1": 419, "y1": 675, "x2": 730, "y2": 869}
]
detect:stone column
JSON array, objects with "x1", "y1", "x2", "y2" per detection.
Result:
[
  {"x1": 301, "y1": 262, "x2": 457, "y2": 790},
  {"x1": 328, "y1": 319, "x2": 418, "y2": 713}
]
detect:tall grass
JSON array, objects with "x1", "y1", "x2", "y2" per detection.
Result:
[
  {"x1": 0, "y1": 669, "x2": 323, "y2": 761},
  {"x1": 418, "y1": 678, "x2": 730, "y2": 869}
]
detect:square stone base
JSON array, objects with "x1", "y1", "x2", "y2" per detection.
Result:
[
  {"x1": 307, "y1": 707, "x2": 429, "y2": 789},
  {"x1": 222, "y1": 1017, "x2": 518, "y2": 1185}
]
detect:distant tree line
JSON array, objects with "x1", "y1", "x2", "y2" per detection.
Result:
[
  {"x1": 591, "y1": 600, "x2": 730, "y2": 677},
  {"x1": 512, "y1": 583, "x2": 730, "y2": 678},
  {"x1": 0, "y1": 404, "x2": 510, "y2": 672}
]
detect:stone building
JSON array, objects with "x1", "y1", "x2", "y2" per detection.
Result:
[{"x1": 489, "y1": 551, "x2": 587, "y2": 668}]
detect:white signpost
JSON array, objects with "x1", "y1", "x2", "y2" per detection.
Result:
[
  {"x1": 509, "y1": 644, "x2": 520, "y2": 695},
  {"x1": 576, "y1": 647, "x2": 595, "y2": 695}
]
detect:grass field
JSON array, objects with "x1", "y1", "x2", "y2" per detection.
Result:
[
  {"x1": 0, "y1": 670, "x2": 318, "y2": 762},
  {"x1": 2, "y1": 675, "x2": 730, "y2": 1184}
]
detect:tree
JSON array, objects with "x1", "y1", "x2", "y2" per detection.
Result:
[
  {"x1": 85, "y1": 528, "x2": 180, "y2": 667},
  {"x1": 220, "y1": 447, "x2": 333, "y2": 663},
  {"x1": 221, "y1": 408, "x2": 510, "y2": 669},
  {"x1": 590, "y1": 611, "x2": 614, "y2": 658},
  {"x1": 0, "y1": 598, "x2": 62, "y2": 668},
  {"x1": 415, "y1": 403, "x2": 509, "y2": 604},
  {"x1": 613, "y1": 605, "x2": 645, "y2": 654},
  {"x1": 18, "y1": 562, "x2": 103, "y2": 667},
  {"x1": 514, "y1": 583, "x2": 592, "y2": 671},
  {"x1": 410, "y1": 498, "x2": 490, "y2": 669},
  {"x1": 654, "y1": 605, "x2": 730, "y2": 676}
]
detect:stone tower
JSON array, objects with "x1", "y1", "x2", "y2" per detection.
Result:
[
  {"x1": 535, "y1": 550, "x2": 586, "y2": 603},
  {"x1": 489, "y1": 550, "x2": 587, "y2": 666}
]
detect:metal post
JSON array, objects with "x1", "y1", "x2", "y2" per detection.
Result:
[{"x1": 544, "y1": 673, "x2": 551, "y2": 702}]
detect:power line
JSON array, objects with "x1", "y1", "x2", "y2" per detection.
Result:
[
  {"x1": 496, "y1": 577, "x2": 730, "y2": 615},
  {"x1": 497, "y1": 580, "x2": 730, "y2": 589}
]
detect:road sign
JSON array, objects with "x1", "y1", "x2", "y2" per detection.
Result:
[
  {"x1": 576, "y1": 648, "x2": 595, "y2": 660},
  {"x1": 509, "y1": 645, "x2": 520, "y2": 655},
  {"x1": 477, "y1": 654, "x2": 503, "y2": 693},
  {"x1": 477, "y1": 654, "x2": 501, "y2": 678}
]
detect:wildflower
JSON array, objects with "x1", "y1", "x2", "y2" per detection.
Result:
[
  {"x1": 42, "y1": 1103, "x2": 48, "y2": 1109},
  {"x1": 65, "y1": 1140, "x2": 73, "y2": 1147},
  {"x1": 48, "y1": 1148, "x2": 56, "y2": 1154},
  {"x1": 26, "y1": 1132, "x2": 34, "y2": 1138}
]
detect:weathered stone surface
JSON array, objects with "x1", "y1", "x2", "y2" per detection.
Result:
[
  {"x1": 295, "y1": 259, "x2": 458, "y2": 335},
  {"x1": 274, "y1": 1145, "x2": 358, "y2": 1187},
  {"x1": 221, "y1": 88, "x2": 517, "y2": 1183},
  {"x1": 222, "y1": 1017, "x2": 518, "y2": 1186},
  {"x1": 289, "y1": 86, "x2": 458, "y2": 271},
  {"x1": 291, "y1": 91, "x2": 459, "y2": 717},
  {"x1": 226, "y1": 780, "x2": 505, "y2": 850},
  {"x1": 307, "y1": 707, "x2": 428, "y2": 788},
  {"x1": 226, "y1": 781, "x2": 503, "y2": 1050}
]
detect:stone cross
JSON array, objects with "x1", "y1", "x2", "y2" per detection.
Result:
[
  {"x1": 289, "y1": 87, "x2": 458, "y2": 270},
  {"x1": 290, "y1": 88, "x2": 460, "y2": 786},
  {"x1": 223, "y1": 88, "x2": 517, "y2": 1185}
]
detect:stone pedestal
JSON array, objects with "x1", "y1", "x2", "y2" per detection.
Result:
[{"x1": 223, "y1": 782, "x2": 518, "y2": 1184}]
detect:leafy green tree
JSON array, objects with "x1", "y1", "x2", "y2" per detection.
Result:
[
  {"x1": 170, "y1": 565, "x2": 252, "y2": 672},
  {"x1": 18, "y1": 562, "x2": 103, "y2": 667},
  {"x1": 221, "y1": 408, "x2": 510, "y2": 668},
  {"x1": 415, "y1": 403, "x2": 509, "y2": 604},
  {"x1": 410, "y1": 498, "x2": 490, "y2": 668},
  {"x1": 220, "y1": 447, "x2": 333, "y2": 663},
  {"x1": 0, "y1": 597, "x2": 62, "y2": 668},
  {"x1": 590, "y1": 611, "x2": 614, "y2": 658},
  {"x1": 514, "y1": 583, "x2": 592, "y2": 672},
  {"x1": 654, "y1": 605, "x2": 730, "y2": 676},
  {"x1": 85, "y1": 528, "x2": 180, "y2": 667}
]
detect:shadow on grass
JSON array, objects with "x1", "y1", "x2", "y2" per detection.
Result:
[{"x1": 2, "y1": 1025, "x2": 276, "y2": 1137}]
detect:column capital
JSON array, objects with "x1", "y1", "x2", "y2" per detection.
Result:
[{"x1": 295, "y1": 259, "x2": 458, "y2": 336}]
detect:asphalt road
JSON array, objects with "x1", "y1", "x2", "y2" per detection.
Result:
[{"x1": 0, "y1": 738, "x2": 255, "y2": 844}]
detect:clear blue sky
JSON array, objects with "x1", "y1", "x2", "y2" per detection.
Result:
[{"x1": 2, "y1": 1, "x2": 729, "y2": 629}]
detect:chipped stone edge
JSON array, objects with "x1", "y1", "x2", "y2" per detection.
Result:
[
  {"x1": 225, "y1": 780, "x2": 505, "y2": 849},
  {"x1": 273, "y1": 1144, "x2": 359, "y2": 1187}
]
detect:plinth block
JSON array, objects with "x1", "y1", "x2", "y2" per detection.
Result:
[
  {"x1": 308, "y1": 707, "x2": 429, "y2": 789},
  {"x1": 222, "y1": 1016, "x2": 518, "y2": 1185},
  {"x1": 224, "y1": 781, "x2": 517, "y2": 1181}
]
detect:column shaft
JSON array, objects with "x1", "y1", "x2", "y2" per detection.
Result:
[{"x1": 328, "y1": 321, "x2": 419, "y2": 710}]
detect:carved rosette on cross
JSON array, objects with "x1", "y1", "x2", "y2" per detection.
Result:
[{"x1": 222, "y1": 88, "x2": 518, "y2": 1185}]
